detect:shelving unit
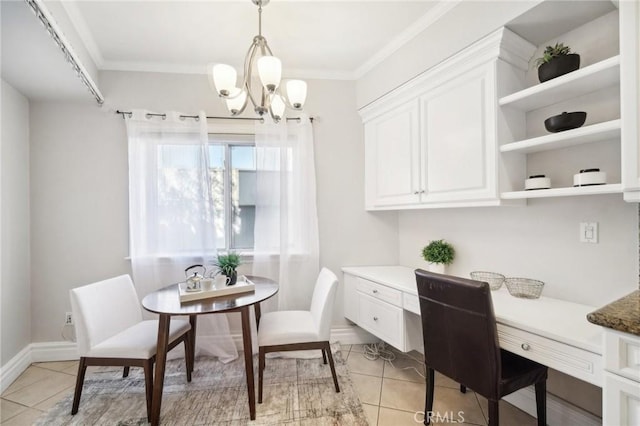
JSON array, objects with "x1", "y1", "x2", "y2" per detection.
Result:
[
  {"x1": 500, "y1": 119, "x2": 621, "y2": 154},
  {"x1": 501, "y1": 184, "x2": 622, "y2": 200},
  {"x1": 499, "y1": 55, "x2": 620, "y2": 110}
]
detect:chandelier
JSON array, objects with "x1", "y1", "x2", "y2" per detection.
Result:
[{"x1": 211, "y1": 0, "x2": 307, "y2": 122}]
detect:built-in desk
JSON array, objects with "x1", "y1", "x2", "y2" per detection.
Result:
[{"x1": 342, "y1": 266, "x2": 603, "y2": 387}]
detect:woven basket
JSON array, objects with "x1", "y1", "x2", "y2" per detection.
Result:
[
  {"x1": 470, "y1": 271, "x2": 505, "y2": 290},
  {"x1": 505, "y1": 278, "x2": 544, "y2": 299}
]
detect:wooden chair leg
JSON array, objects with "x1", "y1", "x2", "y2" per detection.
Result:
[
  {"x1": 459, "y1": 384, "x2": 467, "y2": 393},
  {"x1": 183, "y1": 336, "x2": 192, "y2": 382},
  {"x1": 424, "y1": 367, "x2": 434, "y2": 425},
  {"x1": 258, "y1": 347, "x2": 265, "y2": 404},
  {"x1": 535, "y1": 380, "x2": 547, "y2": 426},
  {"x1": 123, "y1": 366, "x2": 130, "y2": 378},
  {"x1": 488, "y1": 399, "x2": 499, "y2": 426},
  {"x1": 143, "y1": 360, "x2": 154, "y2": 422},
  {"x1": 324, "y1": 342, "x2": 340, "y2": 393},
  {"x1": 71, "y1": 357, "x2": 87, "y2": 415},
  {"x1": 322, "y1": 349, "x2": 327, "y2": 364}
]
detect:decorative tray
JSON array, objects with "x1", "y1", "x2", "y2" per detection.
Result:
[{"x1": 178, "y1": 276, "x2": 256, "y2": 303}]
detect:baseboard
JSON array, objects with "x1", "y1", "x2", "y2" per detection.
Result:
[
  {"x1": 503, "y1": 386, "x2": 601, "y2": 426},
  {"x1": 30, "y1": 341, "x2": 79, "y2": 363},
  {"x1": 0, "y1": 345, "x2": 32, "y2": 394}
]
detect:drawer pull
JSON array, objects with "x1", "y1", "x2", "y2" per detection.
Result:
[
  {"x1": 373, "y1": 316, "x2": 379, "y2": 321},
  {"x1": 372, "y1": 289, "x2": 378, "y2": 294},
  {"x1": 521, "y1": 343, "x2": 531, "y2": 351}
]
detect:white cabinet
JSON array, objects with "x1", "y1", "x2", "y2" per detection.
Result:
[
  {"x1": 603, "y1": 329, "x2": 640, "y2": 425},
  {"x1": 364, "y1": 100, "x2": 420, "y2": 207},
  {"x1": 620, "y1": 0, "x2": 640, "y2": 202},
  {"x1": 360, "y1": 28, "x2": 530, "y2": 210}
]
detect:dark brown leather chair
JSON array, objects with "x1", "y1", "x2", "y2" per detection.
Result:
[{"x1": 415, "y1": 269, "x2": 547, "y2": 426}]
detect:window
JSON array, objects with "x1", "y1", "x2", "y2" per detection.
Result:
[{"x1": 209, "y1": 134, "x2": 256, "y2": 251}]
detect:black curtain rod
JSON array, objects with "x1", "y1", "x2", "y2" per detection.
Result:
[{"x1": 115, "y1": 110, "x2": 313, "y2": 123}]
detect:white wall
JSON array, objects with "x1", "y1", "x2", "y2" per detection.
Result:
[
  {"x1": 1, "y1": 80, "x2": 31, "y2": 365},
  {"x1": 27, "y1": 70, "x2": 398, "y2": 342}
]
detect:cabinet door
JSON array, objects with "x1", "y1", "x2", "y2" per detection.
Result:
[
  {"x1": 364, "y1": 100, "x2": 421, "y2": 208},
  {"x1": 604, "y1": 372, "x2": 640, "y2": 426},
  {"x1": 420, "y1": 66, "x2": 497, "y2": 203}
]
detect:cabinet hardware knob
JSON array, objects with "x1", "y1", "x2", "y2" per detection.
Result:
[
  {"x1": 373, "y1": 316, "x2": 379, "y2": 321},
  {"x1": 372, "y1": 289, "x2": 378, "y2": 294},
  {"x1": 420, "y1": 190, "x2": 425, "y2": 194},
  {"x1": 414, "y1": 191, "x2": 420, "y2": 195},
  {"x1": 521, "y1": 343, "x2": 530, "y2": 351}
]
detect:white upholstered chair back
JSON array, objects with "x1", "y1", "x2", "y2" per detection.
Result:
[
  {"x1": 309, "y1": 267, "x2": 338, "y2": 341},
  {"x1": 70, "y1": 274, "x2": 143, "y2": 356}
]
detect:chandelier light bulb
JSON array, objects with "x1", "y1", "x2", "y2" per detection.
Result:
[
  {"x1": 212, "y1": 64, "x2": 237, "y2": 97},
  {"x1": 286, "y1": 80, "x2": 307, "y2": 110},
  {"x1": 225, "y1": 89, "x2": 247, "y2": 115},
  {"x1": 270, "y1": 94, "x2": 286, "y2": 121},
  {"x1": 257, "y1": 56, "x2": 282, "y2": 93}
]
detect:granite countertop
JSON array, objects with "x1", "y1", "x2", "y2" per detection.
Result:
[{"x1": 587, "y1": 290, "x2": 640, "y2": 336}]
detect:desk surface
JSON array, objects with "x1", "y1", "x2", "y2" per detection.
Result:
[
  {"x1": 342, "y1": 265, "x2": 602, "y2": 355},
  {"x1": 142, "y1": 275, "x2": 278, "y2": 315}
]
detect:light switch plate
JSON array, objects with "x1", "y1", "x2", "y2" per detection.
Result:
[{"x1": 580, "y1": 222, "x2": 598, "y2": 243}]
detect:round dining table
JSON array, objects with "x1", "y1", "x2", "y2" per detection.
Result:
[{"x1": 141, "y1": 275, "x2": 278, "y2": 426}]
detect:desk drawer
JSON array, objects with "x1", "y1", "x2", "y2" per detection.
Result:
[
  {"x1": 604, "y1": 329, "x2": 640, "y2": 383},
  {"x1": 356, "y1": 277, "x2": 402, "y2": 307},
  {"x1": 497, "y1": 323, "x2": 602, "y2": 387},
  {"x1": 358, "y1": 293, "x2": 404, "y2": 350}
]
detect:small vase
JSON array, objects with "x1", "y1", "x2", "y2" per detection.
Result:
[
  {"x1": 538, "y1": 54, "x2": 580, "y2": 83},
  {"x1": 225, "y1": 271, "x2": 238, "y2": 286},
  {"x1": 429, "y1": 263, "x2": 446, "y2": 275}
]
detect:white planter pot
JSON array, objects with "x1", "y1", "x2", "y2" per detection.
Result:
[{"x1": 429, "y1": 263, "x2": 446, "y2": 274}]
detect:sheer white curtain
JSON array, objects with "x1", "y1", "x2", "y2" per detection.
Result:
[
  {"x1": 252, "y1": 114, "x2": 320, "y2": 311},
  {"x1": 126, "y1": 110, "x2": 237, "y2": 362}
]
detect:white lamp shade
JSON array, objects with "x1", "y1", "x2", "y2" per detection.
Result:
[
  {"x1": 257, "y1": 56, "x2": 282, "y2": 92},
  {"x1": 270, "y1": 94, "x2": 286, "y2": 119},
  {"x1": 213, "y1": 64, "x2": 237, "y2": 96},
  {"x1": 286, "y1": 80, "x2": 307, "y2": 109},
  {"x1": 225, "y1": 89, "x2": 247, "y2": 115}
]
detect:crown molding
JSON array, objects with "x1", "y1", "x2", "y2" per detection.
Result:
[
  {"x1": 59, "y1": 0, "x2": 104, "y2": 68},
  {"x1": 354, "y1": 0, "x2": 461, "y2": 79}
]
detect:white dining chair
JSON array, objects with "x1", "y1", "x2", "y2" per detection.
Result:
[
  {"x1": 257, "y1": 267, "x2": 340, "y2": 403},
  {"x1": 69, "y1": 274, "x2": 192, "y2": 421}
]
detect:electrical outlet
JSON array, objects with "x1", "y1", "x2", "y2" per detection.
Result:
[
  {"x1": 580, "y1": 222, "x2": 598, "y2": 243},
  {"x1": 65, "y1": 312, "x2": 73, "y2": 325}
]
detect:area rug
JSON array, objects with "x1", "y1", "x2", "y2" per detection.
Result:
[{"x1": 35, "y1": 350, "x2": 368, "y2": 425}]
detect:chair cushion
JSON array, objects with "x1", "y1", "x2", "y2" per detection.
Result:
[
  {"x1": 258, "y1": 311, "x2": 318, "y2": 347},
  {"x1": 499, "y1": 350, "x2": 548, "y2": 398},
  {"x1": 86, "y1": 319, "x2": 190, "y2": 359}
]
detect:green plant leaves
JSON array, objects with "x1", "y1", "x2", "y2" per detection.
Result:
[{"x1": 422, "y1": 240, "x2": 455, "y2": 265}]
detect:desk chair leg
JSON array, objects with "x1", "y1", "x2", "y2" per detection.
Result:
[
  {"x1": 143, "y1": 360, "x2": 154, "y2": 422},
  {"x1": 535, "y1": 380, "x2": 547, "y2": 426},
  {"x1": 459, "y1": 384, "x2": 467, "y2": 393},
  {"x1": 488, "y1": 399, "x2": 499, "y2": 426},
  {"x1": 322, "y1": 349, "x2": 327, "y2": 364},
  {"x1": 71, "y1": 357, "x2": 87, "y2": 415},
  {"x1": 123, "y1": 366, "x2": 130, "y2": 378},
  {"x1": 323, "y1": 342, "x2": 340, "y2": 393},
  {"x1": 258, "y1": 347, "x2": 265, "y2": 404},
  {"x1": 424, "y1": 367, "x2": 434, "y2": 425}
]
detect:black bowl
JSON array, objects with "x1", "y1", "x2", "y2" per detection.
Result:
[{"x1": 544, "y1": 111, "x2": 587, "y2": 133}]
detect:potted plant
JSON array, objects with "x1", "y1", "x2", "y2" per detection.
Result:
[
  {"x1": 422, "y1": 240, "x2": 455, "y2": 274},
  {"x1": 214, "y1": 252, "x2": 241, "y2": 285},
  {"x1": 534, "y1": 42, "x2": 580, "y2": 83}
]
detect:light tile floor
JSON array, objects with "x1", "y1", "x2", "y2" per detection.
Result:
[{"x1": 1, "y1": 345, "x2": 536, "y2": 425}]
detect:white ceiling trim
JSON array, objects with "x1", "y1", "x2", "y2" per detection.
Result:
[
  {"x1": 353, "y1": 0, "x2": 460, "y2": 79},
  {"x1": 100, "y1": 60, "x2": 356, "y2": 81},
  {"x1": 59, "y1": 0, "x2": 104, "y2": 69}
]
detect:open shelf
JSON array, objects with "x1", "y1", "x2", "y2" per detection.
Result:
[
  {"x1": 500, "y1": 119, "x2": 621, "y2": 154},
  {"x1": 499, "y1": 56, "x2": 620, "y2": 111},
  {"x1": 501, "y1": 184, "x2": 622, "y2": 200}
]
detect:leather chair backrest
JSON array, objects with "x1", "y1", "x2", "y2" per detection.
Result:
[
  {"x1": 310, "y1": 267, "x2": 339, "y2": 341},
  {"x1": 70, "y1": 274, "x2": 143, "y2": 356},
  {"x1": 415, "y1": 269, "x2": 501, "y2": 398}
]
